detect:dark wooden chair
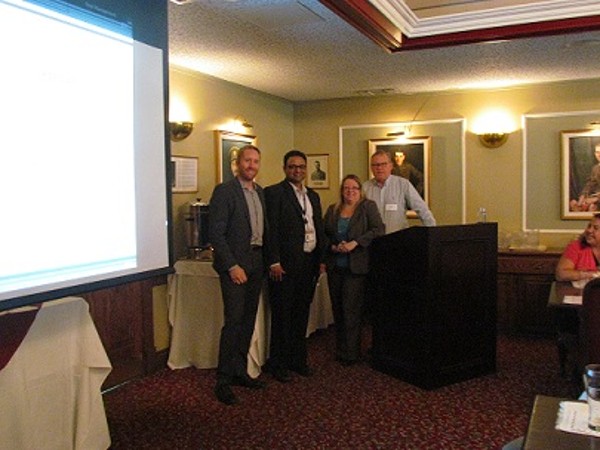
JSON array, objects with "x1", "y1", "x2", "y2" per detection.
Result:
[{"x1": 582, "y1": 278, "x2": 600, "y2": 366}]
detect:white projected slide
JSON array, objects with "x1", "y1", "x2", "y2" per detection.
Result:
[{"x1": 0, "y1": 0, "x2": 168, "y2": 303}]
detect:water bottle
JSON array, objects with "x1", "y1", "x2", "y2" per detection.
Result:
[{"x1": 477, "y1": 207, "x2": 487, "y2": 223}]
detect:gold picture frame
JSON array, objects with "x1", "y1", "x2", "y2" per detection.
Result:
[
  {"x1": 215, "y1": 130, "x2": 257, "y2": 183},
  {"x1": 368, "y1": 136, "x2": 431, "y2": 217},
  {"x1": 306, "y1": 154, "x2": 330, "y2": 189},
  {"x1": 561, "y1": 129, "x2": 600, "y2": 219}
]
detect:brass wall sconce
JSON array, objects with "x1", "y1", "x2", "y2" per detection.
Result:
[
  {"x1": 478, "y1": 132, "x2": 509, "y2": 148},
  {"x1": 169, "y1": 121, "x2": 194, "y2": 141},
  {"x1": 235, "y1": 116, "x2": 254, "y2": 129},
  {"x1": 387, "y1": 130, "x2": 405, "y2": 137}
]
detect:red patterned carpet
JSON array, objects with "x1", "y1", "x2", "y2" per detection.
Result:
[{"x1": 104, "y1": 327, "x2": 574, "y2": 449}]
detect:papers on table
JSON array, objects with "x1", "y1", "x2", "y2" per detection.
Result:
[
  {"x1": 563, "y1": 295, "x2": 583, "y2": 305},
  {"x1": 556, "y1": 401, "x2": 600, "y2": 437}
]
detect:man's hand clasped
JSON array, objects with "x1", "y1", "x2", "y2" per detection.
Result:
[{"x1": 269, "y1": 264, "x2": 286, "y2": 281}]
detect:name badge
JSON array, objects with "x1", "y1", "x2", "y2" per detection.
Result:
[
  {"x1": 385, "y1": 203, "x2": 398, "y2": 211},
  {"x1": 305, "y1": 231, "x2": 316, "y2": 243}
]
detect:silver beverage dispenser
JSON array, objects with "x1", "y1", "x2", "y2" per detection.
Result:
[{"x1": 185, "y1": 199, "x2": 211, "y2": 259}]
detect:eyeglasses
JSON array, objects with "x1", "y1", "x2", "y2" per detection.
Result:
[
  {"x1": 286, "y1": 164, "x2": 306, "y2": 170},
  {"x1": 370, "y1": 162, "x2": 390, "y2": 168},
  {"x1": 343, "y1": 186, "x2": 360, "y2": 191}
]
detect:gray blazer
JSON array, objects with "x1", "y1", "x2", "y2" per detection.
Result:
[
  {"x1": 323, "y1": 199, "x2": 385, "y2": 275},
  {"x1": 208, "y1": 178, "x2": 268, "y2": 274}
]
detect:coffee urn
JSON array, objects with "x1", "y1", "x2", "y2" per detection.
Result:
[{"x1": 185, "y1": 199, "x2": 210, "y2": 259}]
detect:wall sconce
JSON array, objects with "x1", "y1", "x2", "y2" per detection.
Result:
[
  {"x1": 387, "y1": 124, "x2": 411, "y2": 140},
  {"x1": 473, "y1": 109, "x2": 515, "y2": 148},
  {"x1": 387, "y1": 130, "x2": 405, "y2": 137},
  {"x1": 478, "y1": 132, "x2": 509, "y2": 148},
  {"x1": 235, "y1": 116, "x2": 253, "y2": 129},
  {"x1": 169, "y1": 121, "x2": 194, "y2": 141}
]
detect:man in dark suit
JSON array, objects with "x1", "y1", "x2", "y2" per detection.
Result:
[
  {"x1": 208, "y1": 144, "x2": 267, "y2": 405},
  {"x1": 264, "y1": 150, "x2": 326, "y2": 382}
]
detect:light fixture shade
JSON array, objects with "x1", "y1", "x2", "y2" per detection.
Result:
[
  {"x1": 478, "y1": 132, "x2": 508, "y2": 148},
  {"x1": 387, "y1": 131, "x2": 405, "y2": 137},
  {"x1": 170, "y1": 121, "x2": 194, "y2": 141},
  {"x1": 235, "y1": 116, "x2": 253, "y2": 129}
]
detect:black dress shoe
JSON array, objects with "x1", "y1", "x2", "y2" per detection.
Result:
[
  {"x1": 232, "y1": 375, "x2": 266, "y2": 389},
  {"x1": 339, "y1": 359, "x2": 358, "y2": 367},
  {"x1": 289, "y1": 365, "x2": 314, "y2": 377},
  {"x1": 215, "y1": 384, "x2": 238, "y2": 405},
  {"x1": 263, "y1": 365, "x2": 292, "y2": 382}
]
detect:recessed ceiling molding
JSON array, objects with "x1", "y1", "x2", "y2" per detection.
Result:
[
  {"x1": 319, "y1": 0, "x2": 404, "y2": 51},
  {"x1": 321, "y1": 0, "x2": 600, "y2": 52},
  {"x1": 372, "y1": 0, "x2": 600, "y2": 37}
]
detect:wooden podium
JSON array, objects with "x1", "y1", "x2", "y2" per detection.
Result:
[{"x1": 370, "y1": 223, "x2": 497, "y2": 389}]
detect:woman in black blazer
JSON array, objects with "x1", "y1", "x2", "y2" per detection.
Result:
[{"x1": 324, "y1": 174, "x2": 385, "y2": 365}]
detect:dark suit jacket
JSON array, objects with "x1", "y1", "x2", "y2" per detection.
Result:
[
  {"x1": 323, "y1": 199, "x2": 385, "y2": 275},
  {"x1": 264, "y1": 180, "x2": 325, "y2": 277},
  {"x1": 208, "y1": 178, "x2": 268, "y2": 274}
]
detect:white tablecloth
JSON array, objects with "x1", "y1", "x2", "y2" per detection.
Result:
[
  {"x1": 167, "y1": 260, "x2": 333, "y2": 377},
  {"x1": 0, "y1": 297, "x2": 112, "y2": 450}
]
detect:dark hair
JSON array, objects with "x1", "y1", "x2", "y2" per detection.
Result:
[
  {"x1": 283, "y1": 150, "x2": 306, "y2": 166},
  {"x1": 237, "y1": 144, "x2": 261, "y2": 163}
]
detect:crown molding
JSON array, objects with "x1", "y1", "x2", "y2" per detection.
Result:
[
  {"x1": 373, "y1": 0, "x2": 600, "y2": 37},
  {"x1": 320, "y1": 0, "x2": 600, "y2": 52}
]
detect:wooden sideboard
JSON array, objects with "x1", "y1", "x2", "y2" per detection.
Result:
[{"x1": 497, "y1": 249, "x2": 562, "y2": 336}]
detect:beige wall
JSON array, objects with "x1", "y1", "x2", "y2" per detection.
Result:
[
  {"x1": 294, "y1": 79, "x2": 600, "y2": 249},
  {"x1": 163, "y1": 67, "x2": 600, "y2": 352},
  {"x1": 169, "y1": 67, "x2": 295, "y2": 259},
  {"x1": 169, "y1": 68, "x2": 600, "y2": 252}
]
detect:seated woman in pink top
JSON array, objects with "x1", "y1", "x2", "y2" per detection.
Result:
[{"x1": 556, "y1": 213, "x2": 600, "y2": 283}]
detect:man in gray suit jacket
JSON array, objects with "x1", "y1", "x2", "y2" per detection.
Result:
[
  {"x1": 208, "y1": 144, "x2": 268, "y2": 405},
  {"x1": 264, "y1": 150, "x2": 326, "y2": 382}
]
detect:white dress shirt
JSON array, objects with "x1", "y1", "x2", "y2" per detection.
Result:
[{"x1": 363, "y1": 175, "x2": 436, "y2": 234}]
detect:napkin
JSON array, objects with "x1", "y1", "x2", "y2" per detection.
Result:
[{"x1": 556, "y1": 401, "x2": 600, "y2": 437}]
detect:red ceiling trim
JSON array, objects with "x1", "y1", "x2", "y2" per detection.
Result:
[
  {"x1": 320, "y1": 0, "x2": 600, "y2": 52},
  {"x1": 320, "y1": 0, "x2": 402, "y2": 52},
  {"x1": 399, "y1": 16, "x2": 600, "y2": 51}
]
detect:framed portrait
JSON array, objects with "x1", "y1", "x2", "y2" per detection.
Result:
[
  {"x1": 561, "y1": 129, "x2": 600, "y2": 219},
  {"x1": 306, "y1": 154, "x2": 329, "y2": 189},
  {"x1": 170, "y1": 156, "x2": 198, "y2": 193},
  {"x1": 368, "y1": 136, "x2": 431, "y2": 217},
  {"x1": 215, "y1": 130, "x2": 257, "y2": 183}
]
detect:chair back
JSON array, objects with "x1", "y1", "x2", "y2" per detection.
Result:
[{"x1": 582, "y1": 278, "x2": 600, "y2": 365}]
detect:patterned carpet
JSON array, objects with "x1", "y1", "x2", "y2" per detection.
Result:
[{"x1": 104, "y1": 327, "x2": 575, "y2": 449}]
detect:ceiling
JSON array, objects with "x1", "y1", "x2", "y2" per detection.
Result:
[{"x1": 168, "y1": 0, "x2": 600, "y2": 102}]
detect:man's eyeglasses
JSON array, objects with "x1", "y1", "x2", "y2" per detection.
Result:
[
  {"x1": 287, "y1": 164, "x2": 307, "y2": 170},
  {"x1": 370, "y1": 162, "x2": 390, "y2": 168}
]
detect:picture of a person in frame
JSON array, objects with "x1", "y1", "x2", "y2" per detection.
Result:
[
  {"x1": 310, "y1": 160, "x2": 326, "y2": 181},
  {"x1": 570, "y1": 143, "x2": 600, "y2": 212},
  {"x1": 392, "y1": 150, "x2": 424, "y2": 198}
]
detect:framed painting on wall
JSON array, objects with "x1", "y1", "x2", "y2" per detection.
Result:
[
  {"x1": 561, "y1": 129, "x2": 600, "y2": 219},
  {"x1": 171, "y1": 156, "x2": 198, "y2": 193},
  {"x1": 306, "y1": 154, "x2": 330, "y2": 189},
  {"x1": 215, "y1": 130, "x2": 257, "y2": 183},
  {"x1": 368, "y1": 136, "x2": 431, "y2": 217}
]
